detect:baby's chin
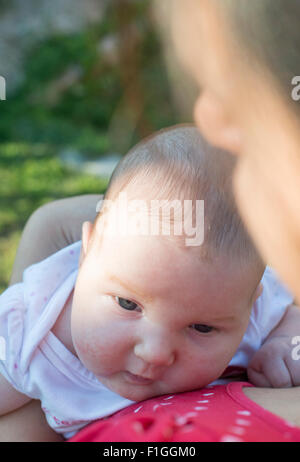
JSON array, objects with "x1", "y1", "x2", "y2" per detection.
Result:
[
  {"x1": 95, "y1": 372, "x2": 217, "y2": 402},
  {"x1": 95, "y1": 373, "x2": 165, "y2": 402}
]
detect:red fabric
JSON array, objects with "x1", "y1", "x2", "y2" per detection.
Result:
[{"x1": 69, "y1": 382, "x2": 300, "y2": 442}]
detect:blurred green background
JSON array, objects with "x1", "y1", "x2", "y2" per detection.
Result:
[{"x1": 0, "y1": 0, "x2": 195, "y2": 293}]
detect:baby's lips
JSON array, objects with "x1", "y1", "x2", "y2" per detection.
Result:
[{"x1": 123, "y1": 371, "x2": 156, "y2": 385}]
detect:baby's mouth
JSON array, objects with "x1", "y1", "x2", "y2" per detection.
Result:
[{"x1": 123, "y1": 371, "x2": 155, "y2": 385}]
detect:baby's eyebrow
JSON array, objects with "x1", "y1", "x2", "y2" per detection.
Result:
[
  {"x1": 106, "y1": 273, "x2": 154, "y2": 303},
  {"x1": 209, "y1": 314, "x2": 237, "y2": 324}
]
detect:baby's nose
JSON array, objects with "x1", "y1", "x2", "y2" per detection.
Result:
[{"x1": 134, "y1": 327, "x2": 176, "y2": 368}]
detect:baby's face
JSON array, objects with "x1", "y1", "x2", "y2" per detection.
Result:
[{"x1": 71, "y1": 225, "x2": 259, "y2": 401}]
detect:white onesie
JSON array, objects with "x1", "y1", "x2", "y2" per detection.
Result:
[{"x1": 0, "y1": 241, "x2": 294, "y2": 437}]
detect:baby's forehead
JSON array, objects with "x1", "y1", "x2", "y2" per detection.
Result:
[
  {"x1": 97, "y1": 230, "x2": 258, "y2": 291},
  {"x1": 95, "y1": 190, "x2": 202, "y2": 249}
]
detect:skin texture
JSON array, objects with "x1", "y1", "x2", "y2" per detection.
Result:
[
  {"x1": 170, "y1": 0, "x2": 300, "y2": 427},
  {"x1": 172, "y1": 0, "x2": 300, "y2": 304},
  {"x1": 71, "y1": 219, "x2": 259, "y2": 402},
  {"x1": 10, "y1": 195, "x2": 101, "y2": 286},
  {"x1": 0, "y1": 399, "x2": 64, "y2": 442},
  {"x1": 247, "y1": 304, "x2": 300, "y2": 388}
]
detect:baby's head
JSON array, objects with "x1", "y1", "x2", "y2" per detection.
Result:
[{"x1": 71, "y1": 125, "x2": 265, "y2": 401}]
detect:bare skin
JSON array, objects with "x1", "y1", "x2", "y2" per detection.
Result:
[
  {"x1": 170, "y1": 0, "x2": 300, "y2": 427},
  {"x1": 1, "y1": 195, "x2": 300, "y2": 442},
  {"x1": 0, "y1": 195, "x2": 101, "y2": 442},
  {"x1": 10, "y1": 195, "x2": 101, "y2": 285},
  {"x1": 0, "y1": 400, "x2": 64, "y2": 442},
  {"x1": 243, "y1": 387, "x2": 300, "y2": 428}
]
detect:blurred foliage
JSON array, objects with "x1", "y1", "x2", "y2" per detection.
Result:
[
  {"x1": 0, "y1": 0, "x2": 179, "y2": 291},
  {"x1": 0, "y1": 142, "x2": 108, "y2": 292},
  {"x1": 0, "y1": 0, "x2": 178, "y2": 155}
]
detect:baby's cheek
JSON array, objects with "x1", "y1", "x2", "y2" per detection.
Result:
[
  {"x1": 73, "y1": 317, "x2": 129, "y2": 371},
  {"x1": 202, "y1": 337, "x2": 236, "y2": 370}
]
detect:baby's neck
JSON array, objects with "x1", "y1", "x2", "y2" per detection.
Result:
[{"x1": 51, "y1": 289, "x2": 78, "y2": 357}]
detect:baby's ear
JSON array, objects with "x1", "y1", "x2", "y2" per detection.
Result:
[{"x1": 80, "y1": 221, "x2": 94, "y2": 264}]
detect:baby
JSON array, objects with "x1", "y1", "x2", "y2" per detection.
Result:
[{"x1": 0, "y1": 125, "x2": 299, "y2": 438}]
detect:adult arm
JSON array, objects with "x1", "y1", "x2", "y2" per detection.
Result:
[
  {"x1": 243, "y1": 386, "x2": 300, "y2": 428},
  {"x1": 1, "y1": 195, "x2": 102, "y2": 441},
  {"x1": 0, "y1": 400, "x2": 64, "y2": 442},
  {"x1": 10, "y1": 194, "x2": 102, "y2": 285}
]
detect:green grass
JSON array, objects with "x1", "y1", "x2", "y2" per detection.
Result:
[
  {"x1": 0, "y1": 142, "x2": 108, "y2": 293},
  {"x1": 0, "y1": 2, "x2": 180, "y2": 293}
]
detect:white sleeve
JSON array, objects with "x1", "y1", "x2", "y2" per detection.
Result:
[
  {"x1": 253, "y1": 266, "x2": 294, "y2": 343},
  {"x1": 229, "y1": 266, "x2": 294, "y2": 368},
  {"x1": 0, "y1": 283, "x2": 27, "y2": 393}
]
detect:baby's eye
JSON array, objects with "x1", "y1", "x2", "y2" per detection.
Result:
[
  {"x1": 190, "y1": 324, "x2": 214, "y2": 334},
  {"x1": 115, "y1": 297, "x2": 141, "y2": 312}
]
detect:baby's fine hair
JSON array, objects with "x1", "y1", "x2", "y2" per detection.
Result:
[{"x1": 97, "y1": 124, "x2": 263, "y2": 267}]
